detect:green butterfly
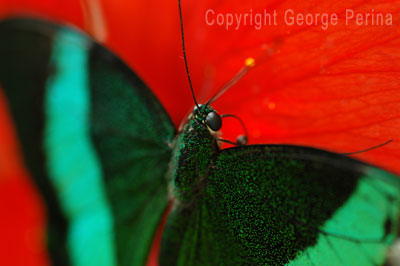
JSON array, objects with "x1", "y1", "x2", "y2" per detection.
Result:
[{"x1": 0, "y1": 15, "x2": 399, "y2": 266}]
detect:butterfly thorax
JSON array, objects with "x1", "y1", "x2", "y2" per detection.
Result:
[{"x1": 169, "y1": 105, "x2": 220, "y2": 205}]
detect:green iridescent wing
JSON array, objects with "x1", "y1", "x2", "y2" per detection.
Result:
[
  {"x1": 160, "y1": 145, "x2": 400, "y2": 266},
  {"x1": 0, "y1": 18, "x2": 175, "y2": 266}
]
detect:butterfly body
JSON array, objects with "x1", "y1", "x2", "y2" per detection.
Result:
[
  {"x1": 171, "y1": 105, "x2": 223, "y2": 204},
  {"x1": 0, "y1": 17, "x2": 399, "y2": 266}
]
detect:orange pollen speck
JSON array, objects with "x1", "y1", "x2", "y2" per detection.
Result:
[{"x1": 245, "y1": 57, "x2": 255, "y2": 67}]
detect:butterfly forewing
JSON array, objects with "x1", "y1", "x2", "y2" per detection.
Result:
[{"x1": 0, "y1": 18, "x2": 175, "y2": 266}]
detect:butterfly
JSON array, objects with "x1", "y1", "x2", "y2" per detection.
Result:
[{"x1": 0, "y1": 9, "x2": 399, "y2": 266}]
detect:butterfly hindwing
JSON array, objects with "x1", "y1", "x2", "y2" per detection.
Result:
[
  {"x1": 0, "y1": 18, "x2": 175, "y2": 266},
  {"x1": 160, "y1": 145, "x2": 400, "y2": 266}
]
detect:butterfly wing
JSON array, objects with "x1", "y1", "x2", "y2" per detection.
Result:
[
  {"x1": 0, "y1": 18, "x2": 175, "y2": 266},
  {"x1": 160, "y1": 145, "x2": 400, "y2": 266}
]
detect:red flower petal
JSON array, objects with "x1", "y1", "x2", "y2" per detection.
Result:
[
  {"x1": 0, "y1": 89, "x2": 48, "y2": 266},
  {"x1": 0, "y1": 1, "x2": 400, "y2": 266},
  {"x1": 0, "y1": 0, "x2": 84, "y2": 26},
  {"x1": 1, "y1": 1, "x2": 398, "y2": 170},
  {"x1": 198, "y1": 2, "x2": 400, "y2": 174},
  {"x1": 83, "y1": 0, "x2": 400, "y2": 173}
]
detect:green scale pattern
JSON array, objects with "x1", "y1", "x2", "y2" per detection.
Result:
[
  {"x1": 171, "y1": 117, "x2": 218, "y2": 204},
  {"x1": 208, "y1": 147, "x2": 360, "y2": 265},
  {"x1": 162, "y1": 117, "x2": 400, "y2": 266}
]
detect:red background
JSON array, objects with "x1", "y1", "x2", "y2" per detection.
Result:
[{"x1": 0, "y1": 0, "x2": 399, "y2": 265}]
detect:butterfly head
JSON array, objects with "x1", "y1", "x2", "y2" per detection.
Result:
[{"x1": 193, "y1": 104, "x2": 222, "y2": 132}]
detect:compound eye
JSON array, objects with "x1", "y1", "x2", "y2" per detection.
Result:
[{"x1": 205, "y1": 111, "x2": 222, "y2": 131}]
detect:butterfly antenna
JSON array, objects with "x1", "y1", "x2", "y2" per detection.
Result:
[
  {"x1": 215, "y1": 114, "x2": 249, "y2": 146},
  {"x1": 221, "y1": 114, "x2": 249, "y2": 145},
  {"x1": 178, "y1": 0, "x2": 199, "y2": 109},
  {"x1": 205, "y1": 58, "x2": 255, "y2": 107},
  {"x1": 341, "y1": 139, "x2": 392, "y2": 155},
  {"x1": 216, "y1": 138, "x2": 238, "y2": 146}
]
